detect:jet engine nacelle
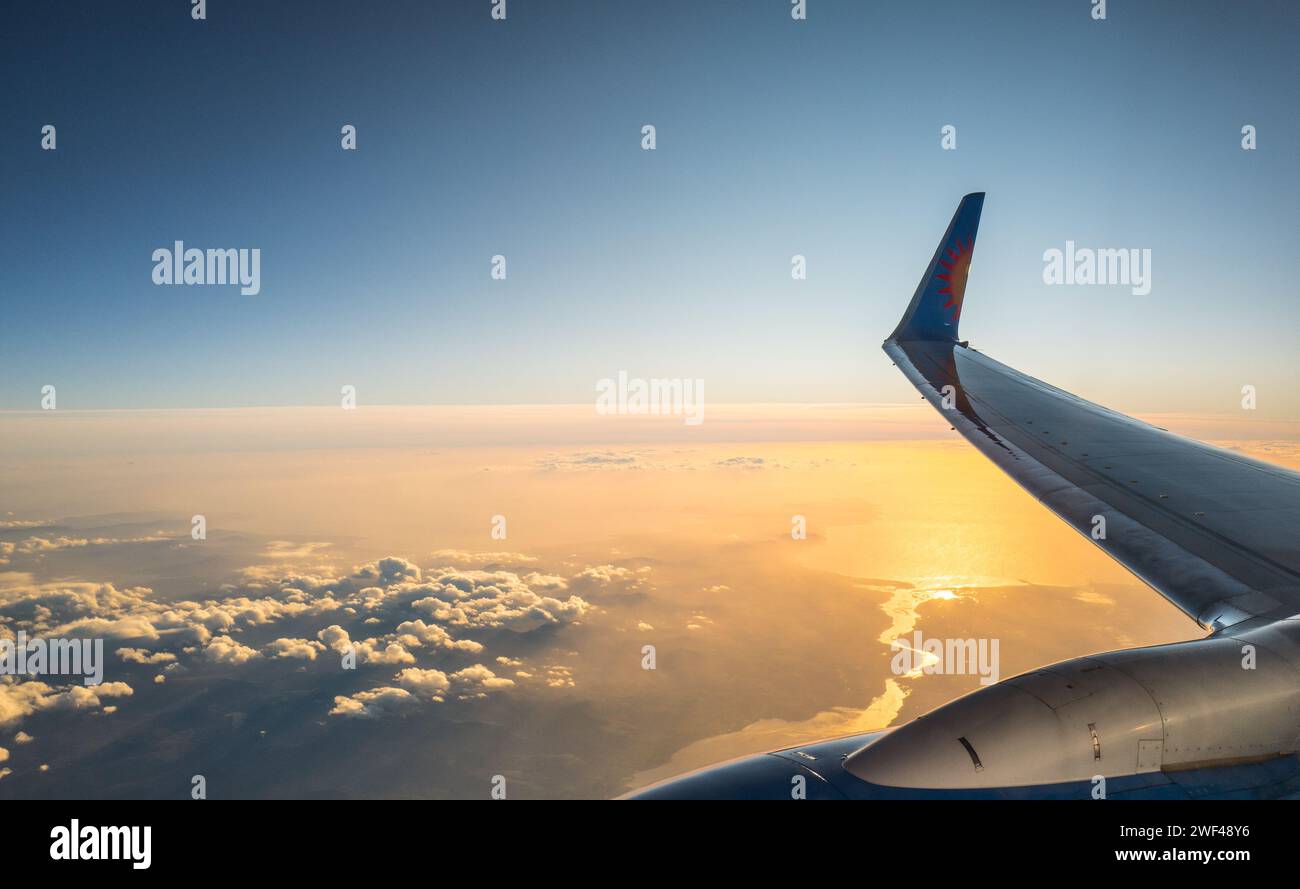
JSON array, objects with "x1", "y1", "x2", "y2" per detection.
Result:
[{"x1": 843, "y1": 620, "x2": 1300, "y2": 790}]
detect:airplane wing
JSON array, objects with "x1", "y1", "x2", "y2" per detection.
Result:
[{"x1": 885, "y1": 193, "x2": 1300, "y2": 631}]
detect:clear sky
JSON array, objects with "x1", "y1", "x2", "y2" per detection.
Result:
[{"x1": 2, "y1": 0, "x2": 1297, "y2": 415}]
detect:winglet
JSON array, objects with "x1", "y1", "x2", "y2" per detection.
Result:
[{"x1": 887, "y1": 192, "x2": 984, "y2": 343}]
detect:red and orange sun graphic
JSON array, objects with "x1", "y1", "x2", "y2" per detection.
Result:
[{"x1": 935, "y1": 237, "x2": 974, "y2": 316}]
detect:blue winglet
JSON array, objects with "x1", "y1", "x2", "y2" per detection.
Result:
[{"x1": 888, "y1": 193, "x2": 985, "y2": 343}]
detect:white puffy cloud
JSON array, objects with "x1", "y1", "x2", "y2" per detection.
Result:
[
  {"x1": 316, "y1": 624, "x2": 352, "y2": 654},
  {"x1": 333, "y1": 662, "x2": 514, "y2": 716},
  {"x1": 0, "y1": 677, "x2": 133, "y2": 727},
  {"x1": 328, "y1": 687, "x2": 414, "y2": 719},
  {"x1": 522, "y1": 572, "x2": 569, "y2": 592},
  {"x1": 53, "y1": 616, "x2": 164, "y2": 641},
  {"x1": 3, "y1": 578, "x2": 342, "y2": 651},
  {"x1": 313, "y1": 625, "x2": 415, "y2": 665},
  {"x1": 116, "y1": 647, "x2": 177, "y2": 664},
  {"x1": 451, "y1": 664, "x2": 514, "y2": 697},
  {"x1": 2, "y1": 548, "x2": 603, "y2": 730},
  {"x1": 4, "y1": 555, "x2": 581, "y2": 679},
  {"x1": 349, "y1": 557, "x2": 421, "y2": 587},
  {"x1": 392, "y1": 619, "x2": 483, "y2": 654},
  {"x1": 394, "y1": 667, "x2": 451, "y2": 700},
  {"x1": 1, "y1": 581, "x2": 146, "y2": 614},
  {"x1": 264, "y1": 638, "x2": 326, "y2": 660},
  {"x1": 353, "y1": 639, "x2": 416, "y2": 665},
  {"x1": 410, "y1": 569, "x2": 590, "y2": 633},
  {"x1": 202, "y1": 636, "x2": 261, "y2": 665}
]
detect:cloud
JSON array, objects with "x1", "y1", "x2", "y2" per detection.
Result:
[
  {"x1": 328, "y1": 687, "x2": 415, "y2": 719},
  {"x1": 116, "y1": 648, "x2": 177, "y2": 664},
  {"x1": 316, "y1": 624, "x2": 352, "y2": 654},
  {"x1": 4, "y1": 555, "x2": 579, "y2": 677},
  {"x1": 392, "y1": 619, "x2": 483, "y2": 654},
  {"x1": 575, "y1": 565, "x2": 632, "y2": 584},
  {"x1": 409, "y1": 569, "x2": 590, "y2": 632},
  {"x1": 313, "y1": 626, "x2": 417, "y2": 665},
  {"x1": 570, "y1": 564, "x2": 652, "y2": 597},
  {"x1": 0, "y1": 677, "x2": 133, "y2": 728},
  {"x1": 536, "y1": 450, "x2": 644, "y2": 471},
  {"x1": 53, "y1": 616, "x2": 164, "y2": 641},
  {"x1": 451, "y1": 664, "x2": 514, "y2": 698},
  {"x1": 9, "y1": 534, "x2": 172, "y2": 555},
  {"x1": 541, "y1": 665, "x2": 575, "y2": 689},
  {"x1": 353, "y1": 640, "x2": 416, "y2": 665},
  {"x1": 330, "y1": 661, "x2": 519, "y2": 718},
  {"x1": 1, "y1": 580, "x2": 147, "y2": 613},
  {"x1": 202, "y1": 636, "x2": 261, "y2": 665},
  {"x1": 521, "y1": 573, "x2": 568, "y2": 592},
  {"x1": 264, "y1": 637, "x2": 326, "y2": 660},
  {"x1": 350, "y1": 557, "x2": 421, "y2": 587},
  {"x1": 394, "y1": 667, "x2": 450, "y2": 700},
  {"x1": 2, "y1": 548, "x2": 601, "y2": 732},
  {"x1": 714, "y1": 456, "x2": 766, "y2": 468},
  {"x1": 4, "y1": 579, "x2": 342, "y2": 649}
]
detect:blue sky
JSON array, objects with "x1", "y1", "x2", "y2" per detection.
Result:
[{"x1": 2, "y1": 0, "x2": 1297, "y2": 413}]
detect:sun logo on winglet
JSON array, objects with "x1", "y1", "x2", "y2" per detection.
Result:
[{"x1": 935, "y1": 236, "x2": 974, "y2": 318}]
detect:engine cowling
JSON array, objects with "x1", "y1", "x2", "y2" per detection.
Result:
[{"x1": 843, "y1": 620, "x2": 1300, "y2": 790}]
